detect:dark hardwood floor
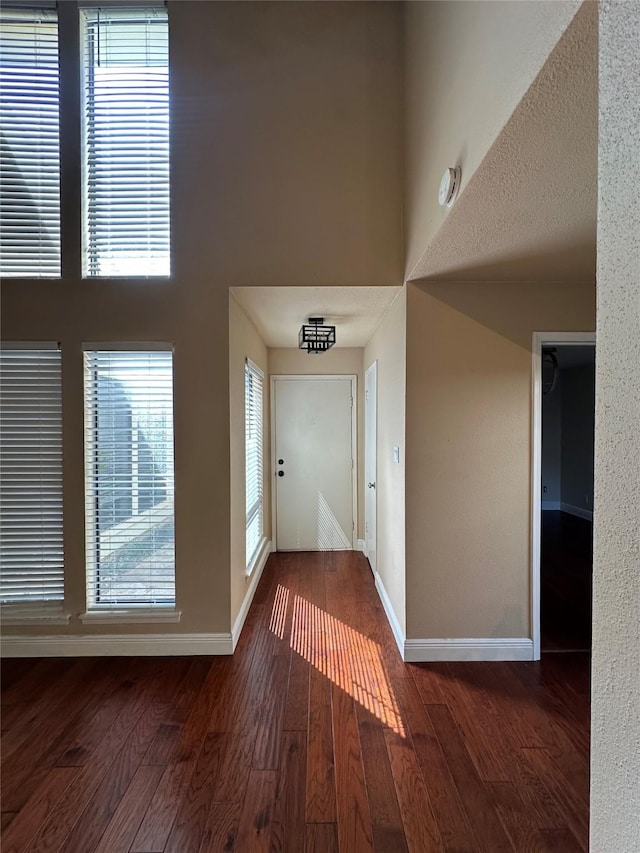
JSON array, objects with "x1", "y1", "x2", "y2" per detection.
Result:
[
  {"x1": 541, "y1": 510, "x2": 593, "y2": 652},
  {"x1": 1, "y1": 551, "x2": 590, "y2": 852}
]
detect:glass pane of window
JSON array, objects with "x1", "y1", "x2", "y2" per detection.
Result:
[
  {"x1": 81, "y1": 7, "x2": 170, "y2": 277},
  {"x1": 245, "y1": 361, "x2": 264, "y2": 567},
  {"x1": 0, "y1": 8, "x2": 61, "y2": 277},
  {"x1": 84, "y1": 349, "x2": 175, "y2": 607},
  {"x1": 0, "y1": 345, "x2": 64, "y2": 613}
]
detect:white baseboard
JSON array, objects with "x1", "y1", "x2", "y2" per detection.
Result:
[
  {"x1": 542, "y1": 500, "x2": 561, "y2": 510},
  {"x1": 2, "y1": 540, "x2": 275, "y2": 659},
  {"x1": 232, "y1": 539, "x2": 272, "y2": 650},
  {"x1": 542, "y1": 501, "x2": 592, "y2": 520},
  {"x1": 403, "y1": 637, "x2": 534, "y2": 662},
  {"x1": 560, "y1": 502, "x2": 593, "y2": 521},
  {"x1": 356, "y1": 539, "x2": 365, "y2": 553},
  {"x1": 0, "y1": 632, "x2": 233, "y2": 657},
  {"x1": 373, "y1": 572, "x2": 405, "y2": 659}
]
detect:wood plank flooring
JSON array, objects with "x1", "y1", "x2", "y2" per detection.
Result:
[{"x1": 1, "y1": 551, "x2": 590, "y2": 852}]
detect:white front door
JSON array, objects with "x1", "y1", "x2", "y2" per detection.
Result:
[
  {"x1": 273, "y1": 376, "x2": 354, "y2": 551},
  {"x1": 365, "y1": 362, "x2": 377, "y2": 574}
]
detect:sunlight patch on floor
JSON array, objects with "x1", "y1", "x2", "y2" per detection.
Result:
[
  {"x1": 268, "y1": 587, "x2": 405, "y2": 736},
  {"x1": 269, "y1": 583, "x2": 290, "y2": 640}
]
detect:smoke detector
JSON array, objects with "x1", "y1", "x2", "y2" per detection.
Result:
[{"x1": 438, "y1": 166, "x2": 461, "y2": 208}]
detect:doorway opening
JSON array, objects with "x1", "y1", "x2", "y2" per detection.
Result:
[{"x1": 531, "y1": 333, "x2": 596, "y2": 657}]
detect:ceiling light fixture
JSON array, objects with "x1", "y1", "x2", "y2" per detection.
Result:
[{"x1": 298, "y1": 317, "x2": 336, "y2": 354}]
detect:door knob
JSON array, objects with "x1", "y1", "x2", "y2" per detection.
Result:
[
  {"x1": 368, "y1": 482, "x2": 376, "y2": 489},
  {"x1": 278, "y1": 470, "x2": 285, "y2": 477}
]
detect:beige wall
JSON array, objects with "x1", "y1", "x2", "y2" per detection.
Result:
[
  {"x1": 591, "y1": 2, "x2": 640, "y2": 847},
  {"x1": 364, "y1": 290, "x2": 406, "y2": 634},
  {"x1": 404, "y1": 0, "x2": 581, "y2": 279},
  {"x1": 405, "y1": 281, "x2": 595, "y2": 640},
  {"x1": 229, "y1": 295, "x2": 269, "y2": 628},
  {"x1": 172, "y1": 0, "x2": 403, "y2": 288},
  {"x1": 0, "y1": 1, "x2": 403, "y2": 640},
  {"x1": 268, "y1": 348, "x2": 364, "y2": 540},
  {"x1": 0, "y1": 281, "x2": 230, "y2": 638}
]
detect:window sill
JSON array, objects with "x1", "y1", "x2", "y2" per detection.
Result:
[
  {"x1": 80, "y1": 275, "x2": 171, "y2": 282},
  {"x1": 1, "y1": 610, "x2": 71, "y2": 626},
  {"x1": 79, "y1": 608, "x2": 181, "y2": 625},
  {"x1": 245, "y1": 537, "x2": 269, "y2": 578}
]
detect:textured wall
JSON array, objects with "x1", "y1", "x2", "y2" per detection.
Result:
[
  {"x1": 406, "y1": 1, "x2": 596, "y2": 286},
  {"x1": 591, "y1": 2, "x2": 640, "y2": 849},
  {"x1": 403, "y1": 0, "x2": 582, "y2": 279}
]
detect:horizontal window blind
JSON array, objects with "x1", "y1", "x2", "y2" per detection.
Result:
[
  {"x1": 0, "y1": 8, "x2": 61, "y2": 277},
  {"x1": 81, "y1": 7, "x2": 170, "y2": 277},
  {"x1": 245, "y1": 360, "x2": 264, "y2": 568},
  {"x1": 84, "y1": 348, "x2": 175, "y2": 608},
  {"x1": 0, "y1": 345, "x2": 64, "y2": 613}
]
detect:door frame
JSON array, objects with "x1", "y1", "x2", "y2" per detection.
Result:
[
  {"x1": 270, "y1": 374, "x2": 358, "y2": 552},
  {"x1": 531, "y1": 331, "x2": 596, "y2": 659},
  {"x1": 364, "y1": 360, "x2": 377, "y2": 574}
]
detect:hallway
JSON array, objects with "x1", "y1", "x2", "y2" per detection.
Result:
[{"x1": 1, "y1": 551, "x2": 590, "y2": 852}]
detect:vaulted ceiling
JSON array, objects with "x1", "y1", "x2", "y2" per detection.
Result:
[
  {"x1": 234, "y1": 3, "x2": 597, "y2": 347},
  {"x1": 407, "y1": 2, "x2": 597, "y2": 285}
]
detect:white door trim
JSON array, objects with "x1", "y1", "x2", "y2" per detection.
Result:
[
  {"x1": 270, "y1": 374, "x2": 358, "y2": 552},
  {"x1": 531, "y1": 331, "x2": 596, "y2": 659}
]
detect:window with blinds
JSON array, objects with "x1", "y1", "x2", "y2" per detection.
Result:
[
  {"x1": 81, "y1": 7, "x2": 170, "y2": 277},
  {"x1": 0, "y1": 345, "x2": 64, "y2": 618},
  {"x1": 245, "y1": 359, "x2": 264, "y2": 569},
  {"x1": 0, "y1": 7, "x2": 61, "y2": 277},
  {"x1": 83, "y1": 348, "x2": 175, "y2": 609}
]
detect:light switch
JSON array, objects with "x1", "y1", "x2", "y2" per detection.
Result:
[{"x1": 393, "y1": 445, "x2": 400, "y2": 464}]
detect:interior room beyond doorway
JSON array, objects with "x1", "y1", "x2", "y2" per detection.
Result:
[{"x1": 540, "y1": 344, "x2": 595, "y2": 652}]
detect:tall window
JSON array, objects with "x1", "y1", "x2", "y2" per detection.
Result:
[
  {"x1": 81, "y1": 7, "x2": 170, "y2": 277},
  {"x1": 245, "y1": 359, "x2": 264, "y2": 569},
  {"x1": 84, "y1": 348, "x2": 175, "y2": 610},
  {"x1": 0, "y1": 7, "x2": 61, "y2": 277},
  {"x1": 0, "y1": 345, "x2": 64, "y2": 619}
]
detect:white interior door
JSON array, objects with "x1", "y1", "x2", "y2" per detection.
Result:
[
  {"x1": 365, "y1": 362, "x2": 377, "y2": 574},
  {"x1": 273, "y1": 376, "x2": 355, "y2": 551}
]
